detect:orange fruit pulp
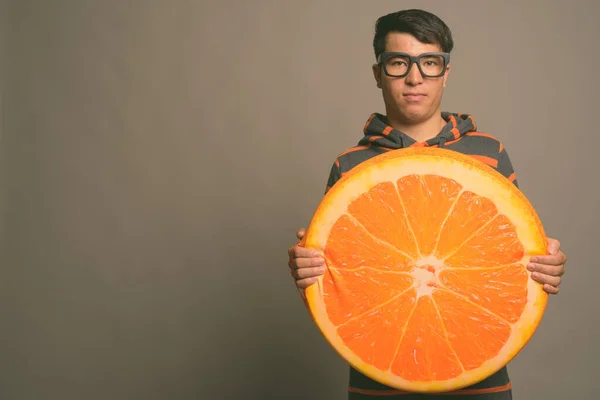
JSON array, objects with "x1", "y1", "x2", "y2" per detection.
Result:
[{"x1": 301, "y1": 147, "x2": 548, "y2": 393}]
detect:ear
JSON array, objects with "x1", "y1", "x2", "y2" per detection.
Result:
[
  {"x1": 372, "y1": 63, "x2": 382, "y2": 89},
  {"x1": 442, "y1": 64, "x2": 451, "y2": 88}
]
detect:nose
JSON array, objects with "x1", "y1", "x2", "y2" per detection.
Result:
[{"x1": 405, "y1": 62, "x2": 423, "y2": 85}]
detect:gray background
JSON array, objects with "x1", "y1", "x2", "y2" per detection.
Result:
[{"x1": 2, "y1": 1, "x2": 598, "y2": 399}]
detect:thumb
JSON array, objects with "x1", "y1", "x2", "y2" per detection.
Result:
[
  {"x1": 547, "y1": 238, "x2": 560, "y2": 255},
  {"x1": 296, "y1": 228, "x2": 306, "y2": 240}
]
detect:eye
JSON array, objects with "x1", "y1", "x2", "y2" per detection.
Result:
[{"x1": 421, "y1": 56, "x2": 443, "y2": 67}]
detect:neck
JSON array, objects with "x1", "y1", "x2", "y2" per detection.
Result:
[{"x1": 385, "y1": 112, "x2": 447, "y2": 143}]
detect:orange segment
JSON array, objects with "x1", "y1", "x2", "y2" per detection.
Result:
[
  {"x1": 389, "y1": 296, "x2": 463, "y2": 381},
  {"x1": 302, "y1": 147, "x2": 548, "y2": 393},
  {"x1": 337, "y1": 288, "x2": 417, "y2": 371},
  {"x1": 396, "y1": 174, "x2": 463, "y2": 256},
  {"x1": 348, "y1": 181, "x2": 419, "y2": 259},
  {"x1": 433, "y1": 290, "x2": 512, "y2": 371},
  {"x1": 324, "y1": 214, "x2": 413, "y2": 272},
  {"x1": 439, "y1": 264, "x2": 529, "y2": 323},
  {"x1": 444, "y1": 214, "x2": 525, "y2": 268},
  {"x1": 434, "y1": 191, "x2": 498, "y2": 259},
  {"x1": 323, "y1": 267, "x2": 413, "y2": 327}
]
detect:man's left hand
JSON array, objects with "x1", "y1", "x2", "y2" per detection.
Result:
[{"x1": 527, "y1": 237, "x2": 567, "y2": 295}]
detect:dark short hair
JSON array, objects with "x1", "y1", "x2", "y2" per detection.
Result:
[{"x1": 373, "y1": 9, "x2": 454, "y2": 59}]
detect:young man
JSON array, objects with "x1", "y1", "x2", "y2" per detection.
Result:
[
  {"x1": 289, "y1": 10, "x2": 566, "y2": 400},
  {"x1": 288, "y1": 9, "x2": 567, "y2": 400}
]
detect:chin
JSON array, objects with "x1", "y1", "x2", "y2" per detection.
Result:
[{"x1": 400, "y1": 109, "x2": 429, "y2": 123}]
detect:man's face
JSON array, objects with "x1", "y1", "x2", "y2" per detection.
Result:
[{"x1": 372, "y1": 32, "x2": 450, "y2": 124}]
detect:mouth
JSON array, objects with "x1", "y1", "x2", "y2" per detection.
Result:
[{"x1": 403, "y1": 93, "x2": 426, "y2": 100}]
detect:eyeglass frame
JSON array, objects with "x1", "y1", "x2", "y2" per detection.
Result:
[{"x1": 376, "y1": 51, "x2": 451, "y2": 78}]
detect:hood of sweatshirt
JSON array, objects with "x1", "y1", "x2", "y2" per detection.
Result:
[{"x1": 358, "y1": 112, "x2": 478, "y2": 149}]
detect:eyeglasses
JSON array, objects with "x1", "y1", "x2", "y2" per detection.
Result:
[{"x1": 377, "y1": 52, "x2": 450, "y2": 78}]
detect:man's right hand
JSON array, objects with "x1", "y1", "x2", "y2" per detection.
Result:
[{"x1": 288, "y1": 228, "x2": 326, "y2": 290}]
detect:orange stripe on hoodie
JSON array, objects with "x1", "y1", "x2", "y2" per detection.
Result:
[{"x1": 469, "y1": 154, "x2": 499, "y2": 168}]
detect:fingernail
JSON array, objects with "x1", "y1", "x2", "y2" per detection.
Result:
[
  {"x1": 317, "y1": 267, "x2": 326, "y2": 273},
  {"x1": 530, "y1": 257, "x2": 538, "y2": 263},
  {"x1": 312, "y1": 252, "x2": 321, "y2": 257},
  {"x1": 313, "y1": 258, "x2": 325, "y2": 266},
  {"x1": 527, "y1": 264, "x2": 535, "y2": 271}
]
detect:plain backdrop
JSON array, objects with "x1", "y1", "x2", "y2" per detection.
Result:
[{"x1": 2, "y1": 1, "x2": 599, "y2": 399}]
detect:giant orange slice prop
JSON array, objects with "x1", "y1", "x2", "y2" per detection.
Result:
[{"x1": 301, "y1": 147, "x2": 548, "y2": 393}]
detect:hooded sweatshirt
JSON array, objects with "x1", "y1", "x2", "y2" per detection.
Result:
[
  {"x1": 326, "y1": 112, "x2": 518, "y2": 194},
  {"x1": 323, "y1": 112, "x2": 518, "y2": 399}
]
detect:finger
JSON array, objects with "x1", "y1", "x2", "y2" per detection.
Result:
[
  {"x1": 296, "y1": 228, "x2": 306, "y2": 240},
  {"x1": 530, "y1": 271, "x2": 562, "y2": 287},
  {"x1": 296, "y1": 276, "x2": 319, "y2": 289},
  {"x1": 293, "y1": 266, "x2": 326, "y2": 280},
  {"x1": 546, "y1": 237, "x2": 561, "y2": 255},
  {"x1": 529, "y1": 253, "x2": 565, "y2": 266},
  {"x1": 293, "y1": 256, "x2": 325, "y2": 270},
  {"x1": 543, "y1": 283, "x2": 560, "y2": 295},
  {"x1": 293, "y1": 245, "x2": 322, "y2": 260},
  {"x1": 527, "y1": 262, "x2": 565, "y2": 277}
]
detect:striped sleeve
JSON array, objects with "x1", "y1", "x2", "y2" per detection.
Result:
[
  {"x1": 497, "y1": 147, "x2": 519, "y2": 188},
  {"x1": 325, "y1": 160, "x2": 342, "y2": 194}
]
